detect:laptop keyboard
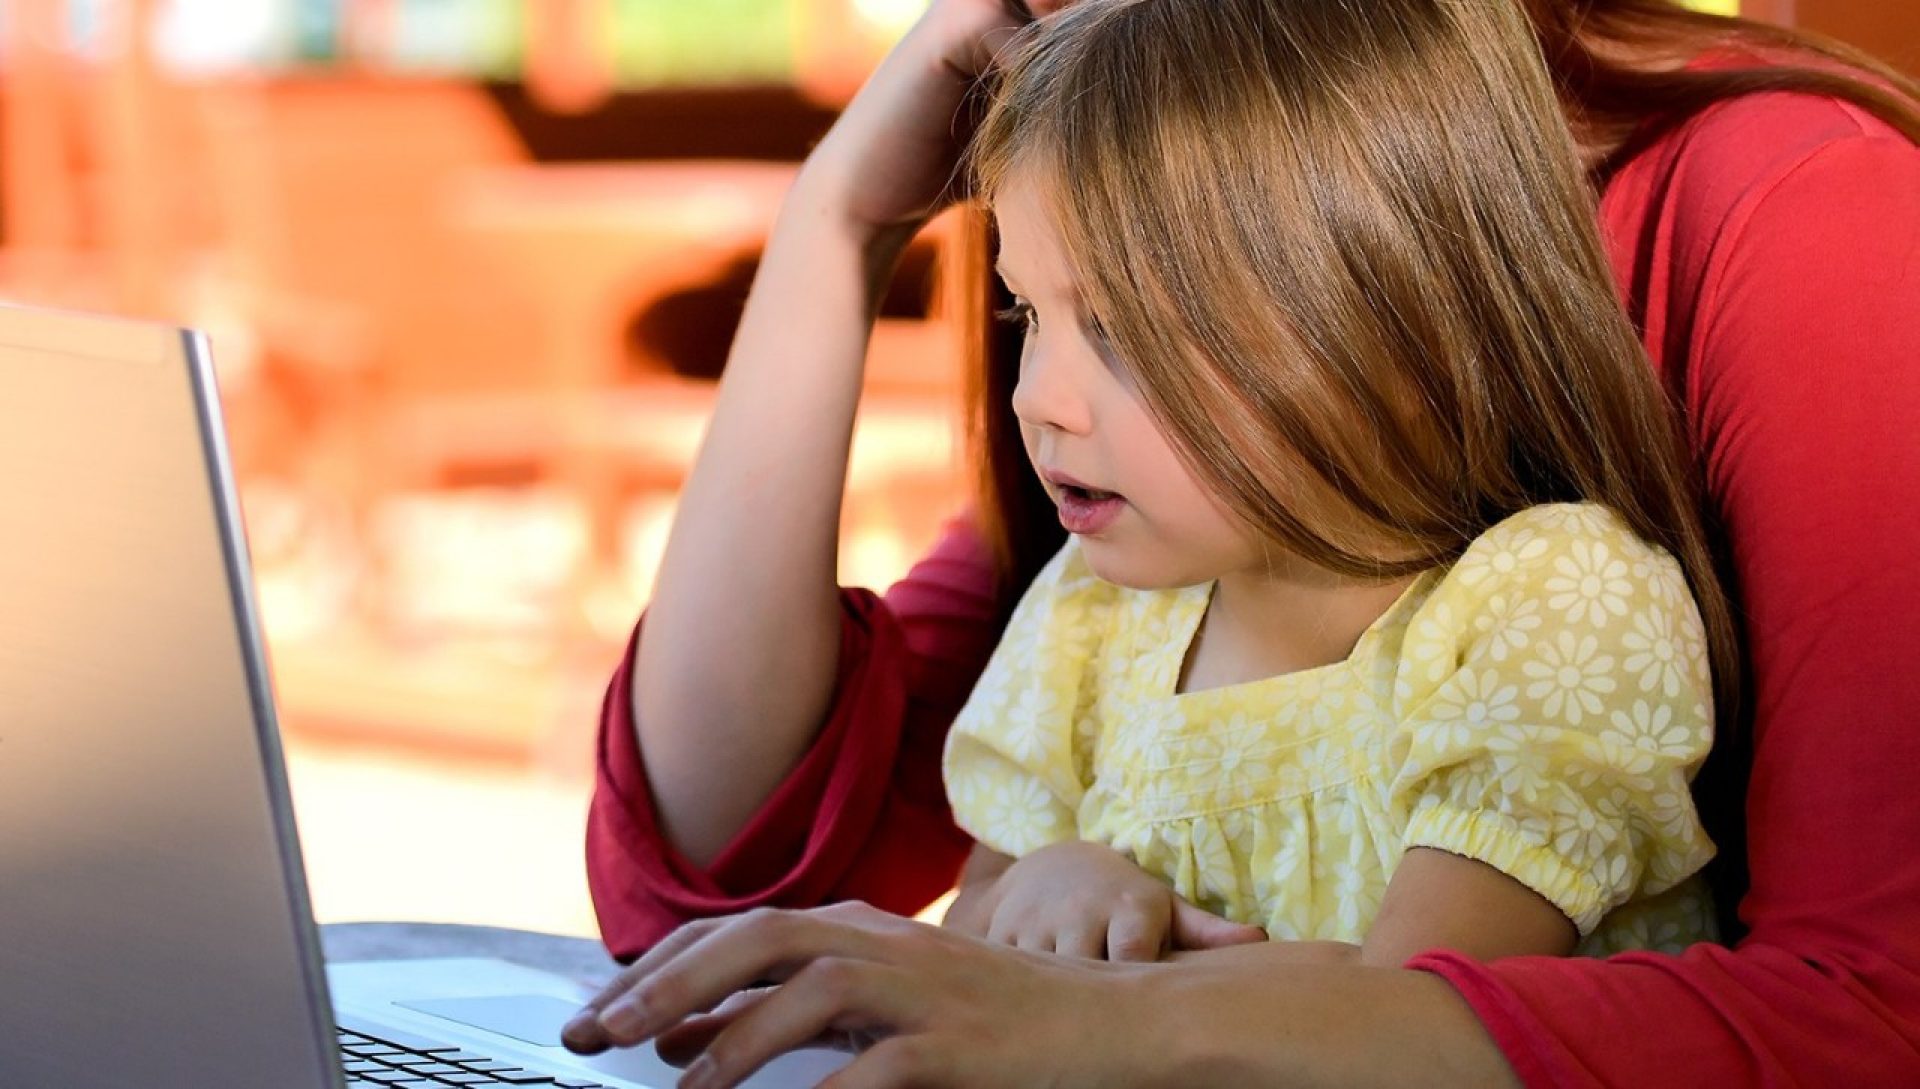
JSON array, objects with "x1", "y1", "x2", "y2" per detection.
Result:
[{"x1": 335, "y1": 1015, "x2": 609, "y2": 1088}]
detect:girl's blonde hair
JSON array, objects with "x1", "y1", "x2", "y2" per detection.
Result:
[{"x1": 965, "y1": 0, "x2": 1742, "y2": 729}]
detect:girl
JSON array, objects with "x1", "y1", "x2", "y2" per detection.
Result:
[{"x1": 936, "y1": 0, "x2": 1732, "y2": 966}]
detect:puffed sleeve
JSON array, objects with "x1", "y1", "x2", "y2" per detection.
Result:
[
  {"x1": 1388, "y1": 504, "x2": 1717, "y2": 937},
  {"x1": 942, "y1": 538, "x2": 1114, "y2": 858}
]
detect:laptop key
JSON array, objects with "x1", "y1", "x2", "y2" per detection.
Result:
[
  {"x1": 551, "y1": 1080, "x2": 609, "y2": 1088},
  {"x1": 435, "y1": 1050, "x2": 494, "y2": 1064},
  {"x1": 393, "y1": 1059, "x2": 464, "y2": 1074},
  {"x1": 333, "y1": 1013, "x2": 465, "y2": 1054}
]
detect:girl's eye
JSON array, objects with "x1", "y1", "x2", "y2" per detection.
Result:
[{"x1": 995, "y1": 300, "x2": 1040, "y2": 336}]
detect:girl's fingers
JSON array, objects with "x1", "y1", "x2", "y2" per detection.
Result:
[
  {"x1": 1055, "y1": 925, "x2": 1105, "y2": 961},
  {"x1": 1168, "y1": 898, "x2": 1267, "y2": 951},
  {"x1": 683, "y1": 959, "x2": 916, "y2": 1089},
  {"x1": 1104, "y1": 906, "x2": 1164, "y2": 963}
]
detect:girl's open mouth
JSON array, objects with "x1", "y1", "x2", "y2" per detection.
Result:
[{"x1": 1055, "y1": 483, "x2": 1125, "y2": 535}]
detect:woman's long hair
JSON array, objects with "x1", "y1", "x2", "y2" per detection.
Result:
[{"x1": 1523, "y1": 0, "x2": 1920, "y2": 176}]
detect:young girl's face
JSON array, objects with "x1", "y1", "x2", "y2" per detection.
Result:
[{"x1": 994, "y1": 174, "x2": 1269, "y2": 591}]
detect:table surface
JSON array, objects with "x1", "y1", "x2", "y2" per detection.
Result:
[{"x1": 321, "y1": 922, "x2": 621, "y2": 989}]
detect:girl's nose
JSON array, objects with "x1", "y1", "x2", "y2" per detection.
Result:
[{"x1": 1010, "y1": 338, "x2": 1094, "y2": 436}]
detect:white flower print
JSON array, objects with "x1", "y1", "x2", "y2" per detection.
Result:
[
  {"x1": 1428, "y1": 667, "x2": 1523, "y2": 730},
  {"x1": 974, "y1": 776, "x2": 1065, "y2": 855},
  {"x1": 1405, "y1": 601, "x2": 1465, "y2": 685},
  {"x1": 1521, "y1": 631, "x2": 1618, "y2": 725},
  {"x1": 1330, "y1": 861, "x2": 1376, "y2": 939},
  {"x1": 1458, "y1": 527, "x2": 1551, "y2": 588},
  {"x1": 1629, "y1": 550, "x2": 1682, "y2": 608},
  {"x1": 1642, "y1": 784, "x2": 1708, "y2": 858},
  {"x1": 1550, "y1": 792, "x2": 1617, "y2": 867},
  {"x1": 1590, "y1": 853, "x2": 1633, "y2": 905},
  {"x1": 1545, "y1": 539, "x2": 1636, "y2": 627},
  {"x1": 1191, "y1": 822, "x2": 1241, "y2": 905},
  {"x1": 1603, "y1": 699, "x2": 1701, "y2": 762},
  {"x1": 1622, "y1": 607, "x2": 1689, "y2": 698},
  {"x1": 1484, "y1": 724, "x2": 1559, "y2": 813},
  {"x1": 1186, "y1": 723, "x2": 1279, "y2": 809},
  {"x1": 1533, "y1": 504, "x2": 1611, "y2": 537},
  {"x1": 1002, "y1": 685, "x2": 1065, "y2": 765},
  {"x1": 1474, "y1": 592, "x2": 1544, "y2": 663}
]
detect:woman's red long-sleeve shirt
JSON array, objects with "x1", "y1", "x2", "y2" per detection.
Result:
[{"x1": 587, "y1": 87, "x2": 1920, "y2": 1085}]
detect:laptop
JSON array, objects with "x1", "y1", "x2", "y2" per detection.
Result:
[{"x1": 0, "y1": 304, "x2": 850, "y2": 1087}]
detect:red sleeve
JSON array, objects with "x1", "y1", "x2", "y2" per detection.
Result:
[
  {"x1": 1413, "y1": 127, "x2": 1920, "y2": 1081},
  {"x1": 586, "y1": 518, "x2": 1004, "y2": 960}
]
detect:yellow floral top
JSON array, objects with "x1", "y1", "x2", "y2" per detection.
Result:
[{"x1": 943, "y1": 503, "x2": 1718, "y2": 954}]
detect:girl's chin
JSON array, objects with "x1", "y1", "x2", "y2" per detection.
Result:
[{"x1": 1079, "y1": 537, "x2": 1204, "y2": 592}]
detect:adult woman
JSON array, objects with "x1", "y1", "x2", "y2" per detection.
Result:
[{"x1": 579, "y1": 0, "x2": 1920, "y2": 1082}]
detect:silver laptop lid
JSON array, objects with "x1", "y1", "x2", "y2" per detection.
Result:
[{"x1": 0, "y1": 305, "x2": 339, "y2": 1088}]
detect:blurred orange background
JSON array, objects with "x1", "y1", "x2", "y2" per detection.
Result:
[{"x1": 0, "y1": 0, "x2": 1907, "y2": 938}]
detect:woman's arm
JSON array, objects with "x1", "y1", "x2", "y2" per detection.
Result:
[
  {"x1": 587, "y1": 522, "x2": 1001, "y2": 958},
  {"x1": 561, "y1": 903, "x2": 1521, "y2": 1088},
  {"x1": 1414, "y1": 102, "x2": 1920, "y2": 1089},
  {"x1": 631, "y1": 0, "x2": 1031, "y2": 866}
]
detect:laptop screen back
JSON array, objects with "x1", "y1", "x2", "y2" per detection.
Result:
[{"x1": 0, "y1": 307, "x2": 338, "y2": 1088}]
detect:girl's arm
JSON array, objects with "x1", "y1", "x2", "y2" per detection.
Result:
[
  {"x1": 1220, "y1": 849, "x2": 1577, "y2": 969},
  {"x1": 631, "y1": 0, "x2": 1031, "y2": 866}
]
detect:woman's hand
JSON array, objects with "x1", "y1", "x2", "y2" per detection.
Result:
[
  {"x1": 562, "y1": 902, "x2": 1169, "y2": 1089},
  {"x1": 946, "y1": 841, "x2": 1267, "y2": 960},
  {"x1": 560, "y1": 902, "x2": 1520, "y2": 1088},
  {"x1": 803, "y1": 0, "x2": 1072, "y2": 239}
]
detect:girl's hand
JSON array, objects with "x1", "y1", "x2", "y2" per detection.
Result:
[
  {"x1": 802, "y1": 0, "x2": 1074, "y2": 239},
  {"x1": 562, "y1": 902, "x2": 1168, "y2": 1089},
  {"x1": 949, "y1": 841, "x2": 1268, "y2": 961}
]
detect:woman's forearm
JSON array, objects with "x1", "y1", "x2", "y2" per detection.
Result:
[
  {"x1": 633, "y1": 174, "x2": 916, "y2": 867},
  {"x1": 1150, "y1": 946, "x2": 1520, "y2": 1087}
]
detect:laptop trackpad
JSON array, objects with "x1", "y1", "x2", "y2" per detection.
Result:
[{"x1": 398, "y1": 995, "x2": 577, "y2": 1048}]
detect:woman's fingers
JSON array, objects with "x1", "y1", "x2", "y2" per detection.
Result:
[
  {"x1": 563, "y1": 916, "x2": 726, "y2": 1052},
  {"x1": 816, "y1": 1037, "x2": 943, "y2": 1089},
  {"x1": 651, "y1": 988, "x2": 773, "y2": 1068},
  {"x1": 681, "y1": 959, "x2": 918, "y2": 1089},
  {"x1": 591, "y1": 905, "x2": 902, "y2": 1048}
]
